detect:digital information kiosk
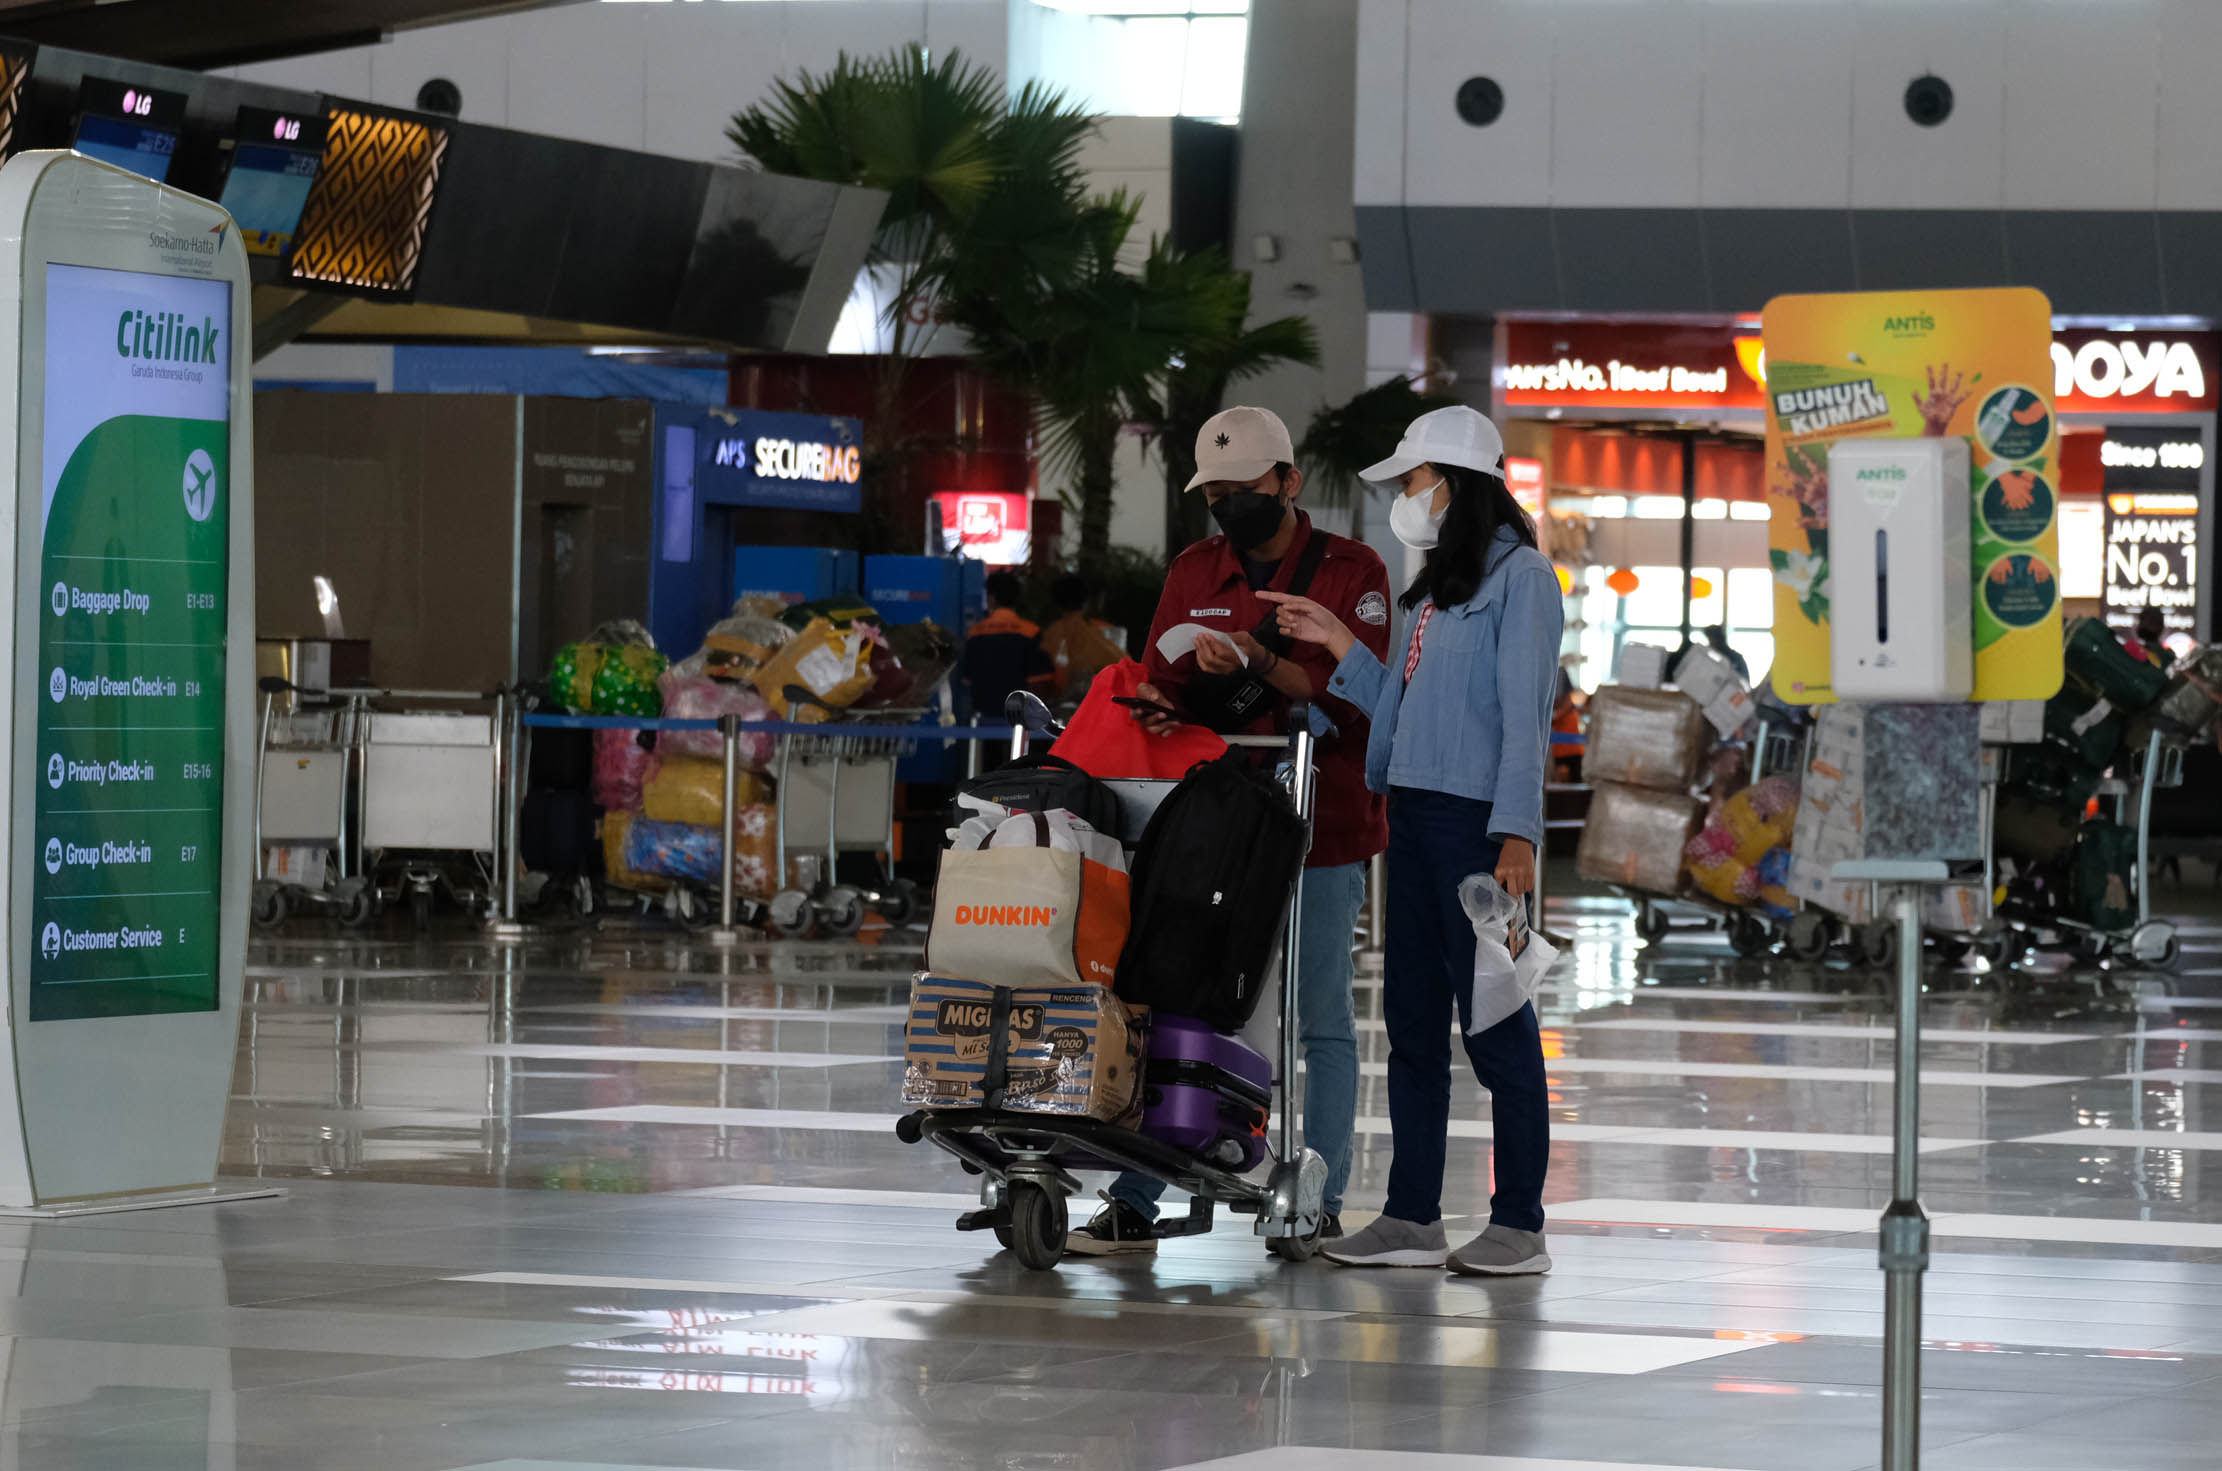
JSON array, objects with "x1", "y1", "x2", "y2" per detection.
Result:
[{"x1": 0, "y1": 152, "x2": 262, "y2": 1212}]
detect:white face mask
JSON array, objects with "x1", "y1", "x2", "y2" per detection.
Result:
[{"x1": 1389, "y1": 481, "x2": 1448, "y2": 549}]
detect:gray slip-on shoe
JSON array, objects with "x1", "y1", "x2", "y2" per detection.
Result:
[
  {"x1": 1320, "y1": 1213, "x2": 1449, "y2": 1268},
  {"x1": 1448, "y1": 1223, "x2": 1552, "y2": 1276}
]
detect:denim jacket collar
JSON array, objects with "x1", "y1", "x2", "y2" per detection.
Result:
[{"x1": 1441, "y1": 525, "x2": 1528, "y2": 618}]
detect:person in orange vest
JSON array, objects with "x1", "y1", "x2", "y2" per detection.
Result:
[
  {"x1": 1038, "y1": 573, "x2": 1126, "y2": 705},
  {"x1": 960, "y1": 572, "x2": 1054, "y2": 722}
]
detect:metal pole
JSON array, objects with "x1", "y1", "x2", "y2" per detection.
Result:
[
  {"x1": 964, "y1": 714, "x2": 985, "y2": 781},
  {"x1": 489, "y1": 690, "x2": 528, "y2": 940},
  {"x1": 1278, "y1": 718, "x2": 1317, "y2": 1163},
  {"x1": 253, "y1": 690, "x2": 275, "y2": 881},
  {"x1": 502, "y1": 693, "x2": 521, "y2": 923},
  {"x1": 1880, "y1": 885, "x2": 1928, "y2": 1471},
  {"x1": 710, "y1": 713, "x2": 742, "y2": 947},
  {"x1": 1677, "y1": 428, "x2": 1699, "y2": 646}
]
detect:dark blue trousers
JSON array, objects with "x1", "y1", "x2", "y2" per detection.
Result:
[{"x1": 1382, "y1": 787, "x2": 1550, "y2": 1232}]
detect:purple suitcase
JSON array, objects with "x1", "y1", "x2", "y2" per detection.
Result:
[{"x1": 1138, "y1": 1014, "x2": 1273, "y2": 1171}]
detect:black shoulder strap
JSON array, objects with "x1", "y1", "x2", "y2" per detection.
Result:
[{"x1": 1251, "y1": 532, "x2": 1333, "y2": 652}]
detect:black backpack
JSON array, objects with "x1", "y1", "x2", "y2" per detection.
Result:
[
  {"x1": 1115, "y1": 750, "x2": 1308, "y2": 1030},
  {"x1": 953, "y1": 752, "x2": 1123, "y2": 842}
]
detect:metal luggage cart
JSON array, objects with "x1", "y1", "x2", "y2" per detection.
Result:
[
  {"x1": 250, "y1": 685, "x2": 375, "y2": 929},
  {"x1": 896, "y1": 697, "x2": 1329, "y2": 1273},
  {"x1": 762, "y1": 704, "x2": 932, "y2": 939},
  {"x1": 1997, "y1": 731, "x2": 2185, "y2": 970},
  {"x1": 361, "y1": 697, "x2": 502, "y2": 930}
]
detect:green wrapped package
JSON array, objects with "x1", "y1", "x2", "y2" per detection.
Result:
[
  {"x1": 548, "y1": 641, "x2": 606, "y2": 714},
  {"x1": 589, "y1": 643, "x2": 668, "y2": 717}
]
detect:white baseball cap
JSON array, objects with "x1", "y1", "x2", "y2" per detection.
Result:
[
  {"x1": 1359, "y1": 405, "x2": 1505, "y2": 486},
  {"x1": 1185, "y1": 405, "x2": 1295, "y2": 491}
]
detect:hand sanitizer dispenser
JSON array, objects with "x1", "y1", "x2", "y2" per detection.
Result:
[{"x1": 1827, "y1": 436, "x2": 1972, "y2": 702}]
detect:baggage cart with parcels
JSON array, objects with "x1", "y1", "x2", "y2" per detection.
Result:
[{"x1": 896, "y1": 696, "x2": 1330, "y2": 1272}]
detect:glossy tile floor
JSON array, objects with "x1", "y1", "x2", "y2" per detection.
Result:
[{"x1": 24, "y1": 871, "x2": 2222, "y2": 1470}]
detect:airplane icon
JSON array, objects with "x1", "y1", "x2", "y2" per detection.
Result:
[{"x1": 181, "y1": 450, "x2": 216, "y2": 522}]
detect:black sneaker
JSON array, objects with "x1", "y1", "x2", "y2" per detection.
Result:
[
  {"x1": 1320, "y1": 1213, "x2": 1343, "y2": 1240},
  {"x1": 1065, "y1": 1195, "x2": 1158, "y2": 1256}
]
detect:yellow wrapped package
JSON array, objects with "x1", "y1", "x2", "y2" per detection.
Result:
[
  {"x1": 1683, "y1": 776, "x2": 1800, "y2": 907},
  {"x1": 747, "y1": 616, "x2": 875, "y2": 719},
  {"x1": 601, "y1": 811, "x2": 671, "y2": 895},
  {"x1": 642, "y1": 756, "x2": 767, "y2": 826}
]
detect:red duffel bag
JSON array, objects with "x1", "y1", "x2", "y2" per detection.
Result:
[{"x1": 1048, "y1": 659, "x2": 1226, "y2": 780}]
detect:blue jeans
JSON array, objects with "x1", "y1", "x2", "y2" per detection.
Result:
[
  {"x1": 1110, "y1": 859, "x2": 1366, "y2": 1219},
  {"x1": 1381, "y1": 787, "x2": 1549, "y2": 1233}
]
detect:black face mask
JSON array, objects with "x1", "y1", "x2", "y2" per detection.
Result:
[{"x1": 1209, "y1": 490, "x2": 1287, "y2": 551}]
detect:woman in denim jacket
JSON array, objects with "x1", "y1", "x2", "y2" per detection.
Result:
[{"x1": 1260, "y1": 406, "x2": 1562, "y2": 1277}]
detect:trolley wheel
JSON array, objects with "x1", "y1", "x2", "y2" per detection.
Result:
[
  {"x1": 1268, "y1": 1217, "x2": 1323, "y2": 1264},
  {"x1": 993, "y1": 1225, "x2": 1017, "y2": 1251},
  {"x1": 1727, "y1": 913, "x2": 1772, "y2": 958},
  {"x1": 1007, "y1": 1185, "x2": 1067, "y2": 1272},
  {"x1": 338, "y1": 885, "x2": 376, "y2": 929},
  {"x1": 676, "y1": 889, "x2": 715, "y2": 932},
  {"x1": 1983, "y1": 926, "x2": 2030, "y2": 971},
  {"x1": 819, "y1": 885, "x2": 867, "y2": 938},
  {"x1": 410, "y1": 887, "x2": 434, "y2": 933},
  {"x1": 250, "y1": 883, "x2": 289, "y2": 932},
  {"x1": 1634, "y1": 902, "x2": 1669, "y2": 943},
  {"x1": 765, "y1": 888, "x2": 815, "y2": 940},
  {"x1": 877, "y1": 878, "x2": 921, "y2": 927},
  {"x1": 1860, "y1": 920, "x2": 1900, "y2": 970},
  {"x1": 1785, "y1": 910, "x2": 1832, "y2": 962}
]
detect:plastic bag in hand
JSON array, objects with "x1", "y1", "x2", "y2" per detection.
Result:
[{"x1": 1458, "y1": 873, "x2": 1557, "y2": 1035}]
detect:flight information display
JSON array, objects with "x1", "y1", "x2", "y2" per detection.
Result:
[
  {"x1": 219, "y1": 110, "x2": 330, "y2": 258},
  {"x1": 31, "y1": 262, "x2": 230, "y2": 1021},
  {"x1": 71, "y1": 81, "x2": 185, "y2": 185}
]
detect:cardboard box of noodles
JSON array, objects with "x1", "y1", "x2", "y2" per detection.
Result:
[
  {"x1": 900, "y1": 975, "x2": 1145, "y2": 1126},
  {"x1": 1577, "y1": 780, "x2": 1704, "y2": 896},
  {"x1": 1585, "y1": 687, "x2": 1710, "y2": 790}
]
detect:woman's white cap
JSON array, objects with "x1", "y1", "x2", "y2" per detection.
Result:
[{"x1": 1359, "y1": 405, "x2": 1506, "y2": 486}]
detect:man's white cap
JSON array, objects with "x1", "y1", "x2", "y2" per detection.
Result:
[
  {"x1": 1360, "y1": 405, "x2": 1505, "y2": 486},
  {"x1": 1185, "y1": 405, "x2": 1295, "y2": 491}
]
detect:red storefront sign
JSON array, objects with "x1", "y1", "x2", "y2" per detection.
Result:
[
  {"x1": 2051, "y1": 330, "x2": 2218, "y2": 415},
  {"x1": 1500, "y1": 321, "x2": 1768, "y2": 413}
]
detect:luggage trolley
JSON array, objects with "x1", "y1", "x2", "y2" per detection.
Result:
[
  {"x1": 360, "y1": 696, "x2": 503, "y2": 930},
  {"x1": 763, "y1": 703, "x2": 930, "y2": 939},
  {"x1": 250, "y1": 685, "x2": 374, "y2": 929},
  {"x1": 896, "y1": 698, "x2": 1330, "y2": 1272},
  {"x1": 1998, "y1": 730, "x2": 2186, "y2": 970}
]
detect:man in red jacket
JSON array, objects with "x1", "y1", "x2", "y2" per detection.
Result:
[{"x1": 1068, "y1": 405, "x2": 1393, "y2": 1255}]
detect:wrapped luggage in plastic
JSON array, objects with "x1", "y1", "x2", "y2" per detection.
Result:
[
  {"x1": 588, "y1": 643, "x2": 667, "y2": 718},
  {"x1": 1577, "y1": 779, "x2": 1704, "y2": 894},
  {"x1": 591, "y1": 728, "x2": 654, "y2": 812},
  {"x1": 747, "y1": 616, "x2": 876, "y2": 719},
  {"x1": 1584, "y1": 687, "x2": 1709, "y2": 790},
  {"x1": 2130, "y1": 647, "x2": 2222, "y2": 745},
  {"x1": 900, "y1": 974, "x2": 1145, "y2": 1124},
  {"x1": 1683, "y1": 774, "x2": 1800, "y2": 912},
  {"x1": 620, "y1": 808, "x2": 783, "y2": 898},
  {"x1": 642, "y1": 755, "x2": 768, "y2": 827},
  {"x1": 548, "y1": 641, "x2": 603, "y2": 714},
  {"x1": 657, "y1": 672, "x2": 776, "y2": 764},
  {"x1": 601, "y1": 811, "x2": 671, "y2": 894},
  {"x1": 780, "y1": 597, "x2": 880, "y2": 633},
  {"x1": 671, "y1": 613, "x2": 792, "y2": 686}
]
